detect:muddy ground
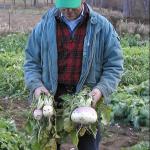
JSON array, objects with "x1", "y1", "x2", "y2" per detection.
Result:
[{"x1": 0, "y1": 99, "x2": 149, "y2": 150}]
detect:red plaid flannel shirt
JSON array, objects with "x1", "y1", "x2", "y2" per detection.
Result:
[{"x1": 56, "y1": 6, "x2": 89, "y2": 85}]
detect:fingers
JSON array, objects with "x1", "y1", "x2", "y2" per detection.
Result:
[
  {"x1": 90, "y1": 88, "x2": 102, "y2": 108},
  {"x1": 34, "y1": 86, "x2": 50, "y2": 99},
  {"x1": 91, "y1": 99, "x2": 98, "y2": 108},
  {"x1": 90, "y1": 88, "x2": 102, "y2": 101}
]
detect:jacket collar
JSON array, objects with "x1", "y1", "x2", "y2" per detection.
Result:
[{"x1": 46, "y1": 3, "x2": 103, "y2": 28}]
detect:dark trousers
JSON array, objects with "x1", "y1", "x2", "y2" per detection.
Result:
[
  {"x1": 78, "y1": 127, "x2": 101, "y2": 150},
  {"x1": 57, "y1": 130, "x2": 101, "y2": 150},
  {"x1": 78, "y1": 129, "x2": 101, "y2": 150},
  {"x1": 55, "y1": 84, "x2": 101, "y2": 150}
]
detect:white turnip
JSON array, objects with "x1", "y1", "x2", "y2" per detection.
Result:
[
  {"x1": 43, "y1": 105, "x2": 54, "y2": 117},
  {"x1": 71, "y1": 106, "x2": 98, "y2": 124},
  {"x1": 33, "y1": 109, "x2": 43, "y2": 120}
]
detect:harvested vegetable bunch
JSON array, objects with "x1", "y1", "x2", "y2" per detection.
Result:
[
  {"x1": 26, "y1": 87, "x2": 111, "y2": 149},
  {"x1": 58, "y1": 86, "x2": 111, "y2": 147},
  {"x1": 26, "y1": 94, "x2": 59, "y2": 150}
]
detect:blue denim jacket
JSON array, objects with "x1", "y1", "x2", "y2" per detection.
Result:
[{"x1": 24, "y1": 4, "x2": 124, "y2": 104}]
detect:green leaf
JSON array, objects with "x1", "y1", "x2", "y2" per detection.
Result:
[
  {"x1": 64, "y1": 118, "x2": 74, "y2": 132},
  {"x1": 96, "y1": 100, "x2": 112, "y2": 125},
  {"x1": 78, "y1": 127, "x2": 86, "y2": 137},
  {"x1": 31, "y1": 141, "x2": 41, "y2": 150},
  {"x1": 43, "y1": 139, "x2": 57, "y2": 150},
  {"x1": 88, "y1": 125, "x2": 97, "y2": 138},
  {"x1": 70, "y1": 130, "x2": 79, "y2": 147},
  {"x1": 56, "y1": 116, "x2": 65, "y2": 132},
  {"x1": 59, "y1": 94, "x2": 73, "y2": 102}
]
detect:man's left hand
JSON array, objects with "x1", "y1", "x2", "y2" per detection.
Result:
[{"x1": 90, "y1": 88, "x2": 102, "y2": 108}]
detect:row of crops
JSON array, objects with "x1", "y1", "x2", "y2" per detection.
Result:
[{"x1": 0, "y1": 33, "x2": 149, "y2": 149}]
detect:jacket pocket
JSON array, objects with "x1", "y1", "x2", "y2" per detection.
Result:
[{"x1": 85, "y1": 62, "x2": 102, "y2": 85}]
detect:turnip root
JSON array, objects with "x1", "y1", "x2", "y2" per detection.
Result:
[
  {"x1": 71, "y1": 106, "x2": 98, "y2": 124},
  {"x1": 46, "y1": 119, "x2": 52, "y2": 131},
  {"x1": 33, "y1": 109, "x2": 43, "y2": 120},
  {"x1": 37, "y1": 96, "x2": 44, "y2": 109},
  {"x1": 43, "y1": 105, "x2": 54, "y2": 117}
]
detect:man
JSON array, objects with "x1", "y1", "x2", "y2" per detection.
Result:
[{"x1": 24, "y1": 0, "x2": 124, "y2": 149}]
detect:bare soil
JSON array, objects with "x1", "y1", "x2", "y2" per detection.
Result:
[
  {"x1": 0, "y1": 8, "x2": 42, "y2": 34},
  {"x1": 0, "y1": 98, "x2": 149, "y2": 150}
]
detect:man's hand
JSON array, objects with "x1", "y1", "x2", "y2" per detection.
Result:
[
  {"x1": 90, "y1": 88, "x2": 102, "y2": 108},
  {"x1": 34, "y1": 86, "x2": 50, "y2": 98}
]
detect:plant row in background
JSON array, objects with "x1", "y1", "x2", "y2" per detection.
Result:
[
  {"x1": 110, "y1": 80, "x2": 149, "y2": 129},
  {"x1": 0, "y1": 118, "x2": 30, "y2": 150},
  {"x1": 0, "y1": 33, "x2": 28, "y2": 99}
]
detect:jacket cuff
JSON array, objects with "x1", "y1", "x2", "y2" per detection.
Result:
[{"x1": 29, "y1": 80, "x2": 44, "y2": 94}]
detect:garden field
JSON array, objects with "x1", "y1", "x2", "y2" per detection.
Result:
[{"x1": 0, "y1": 31, "x2": 149, "y2": 150}]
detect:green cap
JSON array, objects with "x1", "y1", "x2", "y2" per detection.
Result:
[{"x1": 55, "y1": 0, "x2": 82, "y2": 8}]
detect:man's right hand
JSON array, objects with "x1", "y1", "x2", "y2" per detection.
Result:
[{"x1": 34, "y1": 86, "x2": 50, "y2": 98}]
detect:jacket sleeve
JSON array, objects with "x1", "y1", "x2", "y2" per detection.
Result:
[
  {"x1": 95, "y1": 22, "x2": 124, "y2": 104},
  {"x1": 24, "y1": 22, "x2": 44, "y2": 93}
]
